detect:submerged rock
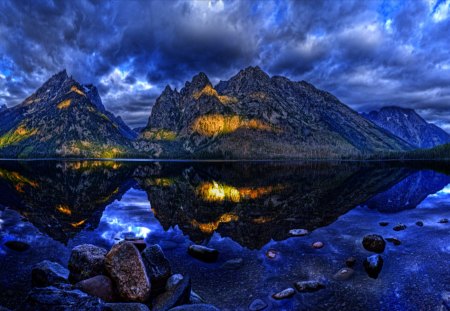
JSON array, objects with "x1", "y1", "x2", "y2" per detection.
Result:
[
  {"x1": 249, "y1": 298, "x2": 268, "y2": 310},
  {"x1": 187, "y1": 245, "x2": 219, "y2": 262},
  {"x1": 168, "y1": 304, "x2": 219, "y2": 311},
  {"x1": 312, "y1": 241, "x2": 324, "y2": 249},
  {"x1": 386, "y1": 238, "x2": 401, "y2": 246},
  {"x1": 345, "y1": 257, "x2": 356, "y2": 268},
  {"x1": 4, "y1": 241, "x2": 30, "y2": 252},
  {"x1": 272, "y1": 288, "x2": 295, "y2": 300},
  {"x1": 393, "y1": 224, "x2": 407, "y2": 231},
  {"x1": 333, "y1": 268, "x2": 354, "y2": 281},
  {"x1": 75, "y1": 275, "x2": 116, "y2": 302},
  {"x1": 105, "y1": 242, "x2": 151, "y2": 302},
  {"x1": 103, "y1": 303, "x2": 150, "y2": 311},
  {"x1": 438, "y1": 218, "x2": 449, "y2": 224},
  {"x1": 379, "y1": 222, "x2": 389, "y2": 227},
  {"x1": 294, "y1": 280, "x2": 325, "y2": 292},
  {"x1": 362, "y1": 234, "x2": 386, "y2": 253},
  {"x1": 19, "y1": 286, "x2": 104, "y2": 311},
  {"x1": 141, "y1": 244, "x2": 172, "y2": 293},
  {"x1": 221, "y1": 258, "x2": 244, "y2": 270},
  {"x1": 364, "y1": 255, "x2": 384, "y2": 279},
  {"x1": 32, "y1": 260, "x2": 69, "y2": 287},
  {"x1": 68, "y1": 244, "x2": 107, "y2": 283},
  {"x1": 288, "y1": 229, "x2": 309, "y2": 237},
  {"x1": 415, "y1": 221, "x2": 424, "y2": 227},
  {"x1": 153, "y1": 275, "x2": 191, "y2": 311}
]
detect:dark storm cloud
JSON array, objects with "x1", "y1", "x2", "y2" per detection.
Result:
[{"x1": 1, "y1": 0, "x2": 450, "y2": 129}]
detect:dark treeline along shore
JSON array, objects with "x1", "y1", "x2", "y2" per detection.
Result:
[{"x1": 1, "y1": 67, "x2": 450, "y2": 160}]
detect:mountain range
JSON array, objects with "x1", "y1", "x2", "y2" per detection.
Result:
[{"x1": 0, "y1": 67, "x2": 448, "y2": 159}]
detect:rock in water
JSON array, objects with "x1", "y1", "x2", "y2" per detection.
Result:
[
  {"x1": 385, "y1": 238, "x2": 401, "y2": 246},
  {"x1": 294, "y1": 280, "x2": 325, "y2": 292},
  {"x1": 168, "y1": 304, "x2": 220, "y2": 311},
  {"x1": 32, "y1": 260, "x2": 69, "y2": 287},
  {"x1": 312, "y1": 241, "x2": 324, "y2": 249},
  {"x1": 288, "y1": 229, "x2": 309, "y2": 237},
  {"x1": 362, "y1": 234, "x2": 386, "y2": 253},
  {"x1": 105, "y1": 242, "x2": 151, "y2": 302},
  {"x1": 416, "y1": 221, "x2": 424, "y2": 227},
  {"x1": 364, "y1": 255, "x2": 384, "y2": 279},
  {"x1": 187, "y1": 245, "x2": 219, "y2": 262},
  {"x1": 379, "y1": 222, "x2": 389, "y2": 227},
  {"x1": 248, "y1": 298, "x2": 268, "y2": 311},
  {"x1": 152, "y1": 275, "x2": 191, "y2": 311},
  {"x1": 4, "y1": 241, "x2": 30, "y2": 252},
  {"x1": 103, "y1": 303, "x2": 150, "y2": 311},
  {"x1": 75, "y1": 275, "x2": 116, "y2": 302},
  {"x1": 332, "y1": 268, "x2": 354, "y2": 281},
  {"x1": 438, "y1": 218, "x2": 449, "y2": 224},
  {"x1": 272, "y1": 288, "x2": 295, "y2": 300},
  {"x1": 221, "y1": 258, "x2": 244, "y2": 270},
  {"x1": 165, "y1": 274, "x2": 184, "y2": 291},
  {"x1": 68, "y1": 244, "x2": 107, "y2": 283},
  {"x1": 141, "y1": 244, "x2": 172, "y2": 293},
  {"x1": 393, "y1": 224, "x2": 407, "y2": 231},
  {"x1": 19, "y1": 286, "x2": 104, "y2": 311}
]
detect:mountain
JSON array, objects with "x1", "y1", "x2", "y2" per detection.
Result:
[
  {"x1": 0, "y1": 104, "x2": 6, "y2": 113},
  {"x1": 0, "y1": 70, "x2": 136, "y2": 158},
  {"x1": 362, "y1": 106, "x2": 450, "y2": 149},
  {"x1": 140, "y1": 66, "x2": 411, "y2": 159}
]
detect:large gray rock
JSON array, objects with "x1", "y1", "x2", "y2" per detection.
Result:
[
  {"x1": 105, "y1": 241, "x2": 151, "y2": 302},
  {"x1": 168, "y1": 304, "x2": 219, "y2": 311},
  {"x1": 32, "y1": 260, "x2": 69, "y2": 287},
  {"x1": 68, "y1": 244, "x2": 107, "y2": 283},
  {"x1": 103, "y1": 303, "x2": 150, "y2": 311},
  {"x1": 141, "y1": 244, "x2": 172, "y2": 293},
  {"x1": 362, "y1": 234, "x2": 386, "y2": 253},
  {"x1": 18, "y1": 286, "x2": 104, "y2": 311},
  {"x1": 152, "y1": 275, "x2": 191, "y2": 311},
  {"x1": 75, "y1": 275, "x2": 116, "y2": 302}
]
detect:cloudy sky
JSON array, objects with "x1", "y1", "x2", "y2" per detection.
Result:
[{"x1": 1, "y1": 0, "x2": 450, "y2": 129}]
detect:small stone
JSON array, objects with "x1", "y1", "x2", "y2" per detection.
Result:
[
  {"x1": 362, "y1": 234, "x2": 386, "y2": 253},
  {"x1": 105, "y1": 241, "x2": 151, "y2": 302},
  {"x1": 187, "y1": 245, "x2": 218, "y2": 263},
  {"x1": 168, "y1": 304, "x2": 220, "y2": 311},
  {"x1": 345, "y1": 257, "x2": 356, "y2": 268},
  {"x1": 385, "y1": 238, "x2": 401, "y2": 246},
  {"x1": 68, "y1": 244, "x2": 107, "y2": 283},
  {"x1": 288, "y1": 229, "x2": 309, "y2": 237},
  {"x1": 294, "y1": 280, "x2": 325, "y2": 292},
  {"x1": 221, "y1": 258, "x2": 244, "y2": 270},
  {"x1": 334, "y1": 267, "x2": 355, "y2": 281},
  {"x1": 364, "y1": 254, "x2": 384, "y2": 279},
  {"x1": 393, "y1": 224, "x2": 407, "y2": 231},
  {"x1": 166, "y1": 274, "x2": 184, "y2": 291},
  {"x1": 141, "y1": 244, "x2": 172, "y2": 293},
  {"x1": 249, "y1": 298, "x2": 267, "y2": 311},
  {"x1": 266, "y1": 249, "x2": 278, "y2": 259},
  {"x1": 153, "y1": 275, "x2": 191, "y2": 311},
  {"x1": 438, "y1": 218, "x2": 449, "y2": 224},
  {"x1": 312, "y1": 241, "x2": 324, "y2": 249},
  {"x1": 75, "y1": 275, "x2": 116, "y2": 302},
  {"x1": 104, "y1": 303, "x2": 150, "y2": 311},
  {"x1": 379, "y1": 222, "x2": 389, "y2": 227},
  {"x1": 32, "y1": 260, "x2": 69, "y2": 287},
  {"x1": 272, "y1": 288, "x2": 295, "y2": 300},
  {"x1": 415, "y1": 221, "x2": 424, "y2": 227},
  {"x1": 4, "y1": 241, "x2": 30, "y2": 252}
]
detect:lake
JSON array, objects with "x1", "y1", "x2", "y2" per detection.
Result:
[{"x1": 0, "y1": 160, "x2": 449, "y2": 310}]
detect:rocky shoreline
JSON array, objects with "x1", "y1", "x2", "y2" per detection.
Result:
[{"x1": 4, "y1": 238, "x2": 219, "y2": 311}]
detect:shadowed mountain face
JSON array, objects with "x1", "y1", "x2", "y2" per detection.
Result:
[
  {"x1": 0, "y1": 71, "x2": 135, "y2": 158},
  {"x1": 141, "y1": 67, "x2": 411, "y2": 159},
  {"x1": 362, "y1": 106, "x2": 450, "y2": 149}
]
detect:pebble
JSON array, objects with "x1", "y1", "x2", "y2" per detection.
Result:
[
  {"x1": 386, "y1": 238, "x2": 401, "y2": 246},
  {"x1": 333, "y1": 268, "x2": 354, "y2": 281},
  {"x1": 379, "y1": 222, "x2": 389, "y2": 227},
  {"x1": 272, "y1": 288, "x2": 295, "y2": 300},
  {"x1": 266, "y1": 249, "x2": 278, "y2": 259},
  {"x1": 415, "y1": 221, "x2": 424, "y2": 227},
  {"x1": 294, "y1": 280, "x2": 325, "y2": 292},
  {"x1": 362, "y1": 234, "x2": 386, "y2": 253},
  {"x1": 312, "y1": 241, "x2": 324, "y2": 249},
  {"x1": 393, "y1": 224, "x2": 407, "y2": 231},
  {"x1": 438, "y1": 218, "x2": 449, "y2": 224},
  {"x1": 288, "y1": 229, "x2": 309, "y2": 237}
]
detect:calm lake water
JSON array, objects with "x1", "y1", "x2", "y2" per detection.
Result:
[{"x1": 0, "y1": 160, "x2": 449, "y2": 310}]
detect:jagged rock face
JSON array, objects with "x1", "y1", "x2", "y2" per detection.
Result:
[
  {"x1": 143, "y1": 67, "x2": 411, "y2": 159},
  {"x1": 0, "y1": 70, "x2": 135, "y2": 158},
  {"x1": 362, "y1": 106, "x2": 450, "y2": 149}
]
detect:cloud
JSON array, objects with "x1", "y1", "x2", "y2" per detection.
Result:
[{"x1": 0, "y1": 0, "x2": 449, "y2": 129}]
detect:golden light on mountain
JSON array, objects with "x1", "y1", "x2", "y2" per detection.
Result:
[
  {"x1": 57, "y1": 99, "x2": 71, "y2": 109},
  {"x1": 191, "y1": 212, "x2": 239, "y2": 234},
  {"x1": 56, "y1": 204, "x2": 72, "y2": 216},
  {"x1": 193, "y1": 84, "x2": 237, "y2": 104},
  {"x1": 69, "y1": 85, "x2": 85, "y2": 96},
  {"x1": 197, "y1": 181, "x2": 283, "y2": 202},
  {"x1": 70, "y1": 219, "x2": 87, "y2": 228}
]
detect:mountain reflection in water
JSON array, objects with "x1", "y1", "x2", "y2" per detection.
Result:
[{"x1": 0, "y1": 160, "x2": 449, "y2": 249}]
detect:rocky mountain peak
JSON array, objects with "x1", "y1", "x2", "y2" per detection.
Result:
[
  {"x1": 183, "y1": 72, "x2": 211, "y2": 95},
  {"x1": 220, "y1": 66, "x2": 271, "y2": 94},
  {"x1": 0, "y1": 104, "x2": 6, "y2": 112}
]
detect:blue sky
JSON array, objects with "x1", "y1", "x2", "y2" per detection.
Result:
[{"x1": 1, "y1": 0, "x2": 450, "y2": 129}]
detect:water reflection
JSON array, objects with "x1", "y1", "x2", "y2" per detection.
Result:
[{"x1": 0, "y1": 160, "x2": 448, "y2": 249}]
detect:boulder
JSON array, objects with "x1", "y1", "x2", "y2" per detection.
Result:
[
  {"x1": 364, "y1": 255, "x2": 384, "y2": 279},
  {"x1": 362, "y1": 234, "x2": 385, "y2": 253},
  {"x1": 332, "y1": 268, "x2": 354, "y2": 281},
  {"x1": 105, "y1": 242, "x2": 151, "y2": 302},
  {"x1": 294, "y1": 280, "x2": 325, "y2": 292},
  {"x1": 75, "y1": 275, "x2": 116, "y2": 302},
  {"x1": 168, "y1": 304, "x2": 219, "y2": 311},
  {"x1": 272, "y1": 288, "x2": 295, "y2": 300},
  {"x1": 103, "y1": 303, "x2": 150, "y2": 311},
  {"x1": 187, "y1": 245, "x2": 218, "y2": 263},
  {"x1": 152, "y1": 275, "x2": 191, "y2": 311},
  {"x1": 68, "y1": 244, "x2": 107, "y2": 283},
  {"x1": 32, "y1": 260, "x2": 69, "y2": 287},
  {"x1": 141, "y1": 245, "x2": 172, "y2": 292},
  {"x1": 4, "y1": 241, "x2": 30, "y2": 252},
  {"x1": 248, "y1": 298, "x2": 268, "y2": 311},
  {"x1": 18, "y1": 286, "x2": 104, "y2": 311}
]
